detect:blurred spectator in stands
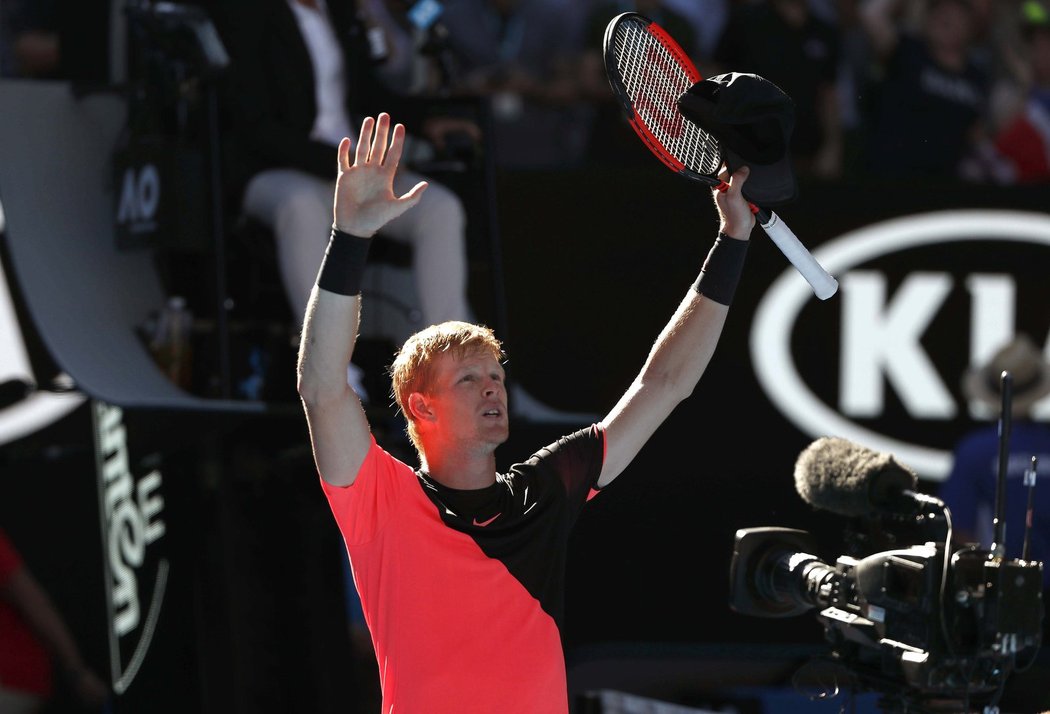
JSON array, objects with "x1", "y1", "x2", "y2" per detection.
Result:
[
  {"x1": 0, "y1": 0, "x2": 118, "y2": 83},
  {"x1": 713, "y1": 0, "x2": 844, "y2": 178},
  {"x1": 0, "y1": 0, "x2": 60, "y2": 78},
  {"x1": 0, "y1": 527, "x2": 108, "y2": 713},
  {"x1": 963, "y1": 0, "x2": 1050, "y2": 183},
  {"x1": 824, "y1": 0, "x2": 882, "y2": 175},
  {"x1": 438, "y1": 0, "x2": 591, "y2": 168},
  {"x1": 963, "y1": 0, "x2": 1032, "y2": 107},
  {"x1": 214, "y1": 0, "x2": 478, "y2": 398},
  {"x1": 859, "y1": 0, "x2": 990, "y2": 178},
  {"x1": 347, "y1": 0, "x2": 452, "y2": 98},
  {"x1": 359, "y1": 0, "x2": 475, "y2": 98},
  {"x1": 577, "y1": 0, "x2": 698, "y2": 166},
  {"x1": 940, "y1": 334, "x2": 1050, "y2": 567}
]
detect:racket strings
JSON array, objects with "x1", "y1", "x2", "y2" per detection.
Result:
[{"x1": 613, "y1": 23, "x2": 722, "y2": 176}]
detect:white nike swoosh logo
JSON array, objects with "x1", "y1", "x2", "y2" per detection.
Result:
[{"x1": 523, "y1": 486, "x2": 536, "y2": 515}]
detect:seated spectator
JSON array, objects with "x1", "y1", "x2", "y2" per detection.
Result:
[
  {"x1": 714, "y1": 0, "x2": 843, "y2": 178},
  {"x1": 214, "y1": 0, "x2": 476, "y2": 398},
  {"x1": 860, "y1": 0, "x2": 990, "y2": 178}
]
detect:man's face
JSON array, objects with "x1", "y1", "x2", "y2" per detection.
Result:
[{"x1": 421, "y1": 350, "x2": 509, "y2": 451}]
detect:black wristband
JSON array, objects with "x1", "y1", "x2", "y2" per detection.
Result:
[
  {"x1": 691, "y1": 232, "x2": 749, "y2": 306},
  {"x1": 316, "y1": 228, "x2": 372, "y2": 296}
]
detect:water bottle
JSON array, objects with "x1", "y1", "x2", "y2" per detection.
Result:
[{"x1": 150, "y1": 296, "x2": 193, "y2": 389}]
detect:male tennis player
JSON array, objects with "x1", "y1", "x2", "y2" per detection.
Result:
[{"x1": 297, "y1": 112, "x2": 755, "y2": 713}]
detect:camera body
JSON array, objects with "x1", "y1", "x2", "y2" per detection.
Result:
[{"x1": 730, "y1": 524, "x2": 1043, "y2": 705}]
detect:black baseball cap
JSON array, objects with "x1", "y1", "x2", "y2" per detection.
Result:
[{"x1": 678, "y1": 72, "x2": 798, "y2": 206}]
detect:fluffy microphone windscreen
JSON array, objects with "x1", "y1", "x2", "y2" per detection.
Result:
[{"x1": 793, "y1": 436, "x2": 917, "y2": 517}]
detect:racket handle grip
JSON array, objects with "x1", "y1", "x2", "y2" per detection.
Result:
[{"x1": 756, "y1": 209, "x2": 838, "y2": 300}]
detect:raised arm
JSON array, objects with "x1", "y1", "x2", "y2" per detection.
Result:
[
  {"x1": 596, "y1": 169, "x2": 755, "y2": 487},
  {"x1": 297, "y1": 114, "x2": 427, "y2": 487}
]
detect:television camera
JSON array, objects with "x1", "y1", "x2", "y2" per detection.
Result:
[{"x1": 730, "y1": 373, "x2": 1044, "y2": 712}]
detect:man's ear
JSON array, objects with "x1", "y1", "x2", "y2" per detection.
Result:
[{"x1": 407, "y1": 392, "x2": 435, "y2": 422}]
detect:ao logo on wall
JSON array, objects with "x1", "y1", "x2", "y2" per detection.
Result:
[
  {"x1": 0, "y1": 202, "x2": 84, "y2": 445},
  {"x1": 751, "y1": 210, "x2": 1050, "y2": 480},
  {"x1": 115, "y1": 163, "x2": 160, "y2": 235}
]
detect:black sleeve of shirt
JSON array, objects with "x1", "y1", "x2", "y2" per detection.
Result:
[{"x1": 529, "y1": 425, "x2": 605, "y2": 515}]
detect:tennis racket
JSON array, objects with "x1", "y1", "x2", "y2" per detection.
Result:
[{"x1": 603, "y1": 12, "x2": 838, "y2": 301}]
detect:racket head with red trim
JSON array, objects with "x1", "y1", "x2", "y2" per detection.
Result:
[{"x1": 603, "y1": 12, "x2": 724, "y2": 185}]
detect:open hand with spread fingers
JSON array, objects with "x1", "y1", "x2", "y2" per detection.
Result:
[{"x1": 333, "y1": 113, "x2": 429, "y2": 238}]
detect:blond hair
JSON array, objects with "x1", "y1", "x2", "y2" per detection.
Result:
[{"x1": 389, "y1": 321, "x2": 504, "y2": 451}]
